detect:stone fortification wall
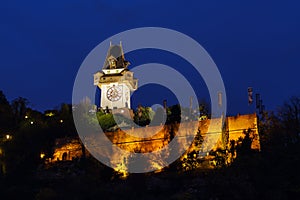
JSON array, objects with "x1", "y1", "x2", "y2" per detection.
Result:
[{"x1": 51, "y1": 113, "x2": 260, "y2": 165}]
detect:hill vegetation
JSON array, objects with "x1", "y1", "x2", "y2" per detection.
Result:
[{"x1": 1, "y1": 90, "x2": 300, "y2": 199}]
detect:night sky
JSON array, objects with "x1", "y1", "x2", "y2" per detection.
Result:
[{"x1": 1, "y1": 0, "x2": 300, "y2": 115}]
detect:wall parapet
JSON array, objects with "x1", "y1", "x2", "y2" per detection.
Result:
[{"x1": 51, "y1": 113, "x2": 260, "y2": 169}]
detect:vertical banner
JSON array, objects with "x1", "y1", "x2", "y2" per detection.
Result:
[
  {"x1": 248, "y1": 87, "x2": 253, "y2": 105},
  {"x1": 163, "y1": 99, "x2": 167, "y2": 110},
  {"x1": 218, "y1": 91, "x2": 222, "y2": 108},
  {"x1": 189, "y1": 96, "x2": 193, "y2": 115},
  {"x1": 256, "y1": 93, "x2": 260, "y2": 109}
]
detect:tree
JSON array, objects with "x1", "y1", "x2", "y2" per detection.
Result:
[
  {"x1": 258, "y1": 111, "x2": 283, "y2": 151},
  {"x1": 278, "y1": 96, "x2": 300, "y2": 138},
  {"x1": 11, "y1": 97, "x2": 28, "y2": 126},
  {"x1": 57, "y1": 103, "x2": 76, "y2": 137},
  {"x1": 3, "y1": 109, "x2": 54, "y2": 177},
  {"x1": 134, "y1": 106, "x2": 154, "y2": 126},
  {"x1": 0, "y1": 91, "x2": 13, "y2": 132},
  {"x1": 167, "y1": 104, "x2": 181, "y2": 124},
  {"x1": 97, "y1": 113, "x2": 117, "y2": 131},
  {"x1": 180, "y1": 128, "x2": 204, "y2": 171},
  {"x1": 198, "y1": 98, "x2": 211, "y2": 119}
]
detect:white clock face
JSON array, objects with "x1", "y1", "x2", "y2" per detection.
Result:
[{"x1": 106, "y1": 85, "x2": 122, "y2": 102}]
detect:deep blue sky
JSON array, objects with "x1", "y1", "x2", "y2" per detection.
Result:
[{"x1": 1, "y1": 0, "x2": 300, "y2": 115}]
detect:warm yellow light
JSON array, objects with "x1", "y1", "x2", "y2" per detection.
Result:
[
  {"x1": 40, "y1": 153, "x2": 45, "y2": 159},
  {"x1": 6, "y1": 134, "x2": 10, "y2": 140},
  {"x1": 30, "y1": 121, "x2": 34, "y2": 125},
  {"x1": 25, "y1": 115, "x2": 28, "y2": 119},
  {"x1": 45, "y1": 112, "x2": 55, "y2": 117},
  {"x1": 60, "y1": 119, "x2": 63, "y2": 123}
]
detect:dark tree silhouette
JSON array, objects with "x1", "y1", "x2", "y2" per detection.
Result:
[
  {"x1": 0, "y1": 91, "x2": 13, "y2": 132},
  {"x1": 278, "y1": 96, "x2": 300, "y2": 139},
  {"x1": 11, "y1": 97, "x2": 28, "y2": 126},
  {"x1": 167, "y1": 104, "x2": 181, "y2": 124},
  {"x1": 198, "y1": 98, "x2": 211, "y2": 119}
]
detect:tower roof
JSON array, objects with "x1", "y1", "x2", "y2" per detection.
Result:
[{"x1": 103, "y1": 42, "x2": 130, "y2": 70}]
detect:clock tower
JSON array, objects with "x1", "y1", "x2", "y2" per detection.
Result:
[{"x1": 93, "y1": 42, "x2": 138, "y2": 112}]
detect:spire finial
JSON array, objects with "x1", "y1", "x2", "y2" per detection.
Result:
[{"x1": 120, "y1": 41, "x2": 125, "y2": 60}]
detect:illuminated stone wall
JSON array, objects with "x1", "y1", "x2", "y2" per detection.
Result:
[
  {"x1": 226, "y1": 113, "x2": 260, "y2": 150},
  {"x1": 52, "y1": 138, "x2": 83, "y2": 161},
  {"x1": 198, "y1": 117, "x2": 224, "y2": 152},
  {"x1": 51, "y1": 113, "x2": 260, "y2": 166}
]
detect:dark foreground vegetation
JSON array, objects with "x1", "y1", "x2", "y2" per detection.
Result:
[{"x1": 1, "y1": 91, "x2": 300, "y2": 199}]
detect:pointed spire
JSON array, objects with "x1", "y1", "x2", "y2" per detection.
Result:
[
  {"x1": 102, "y1": 42, "x2": 129, "y2": 70},
  {"x1": 120, "y1": 41, "x2": 125, "y2": 60}
]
